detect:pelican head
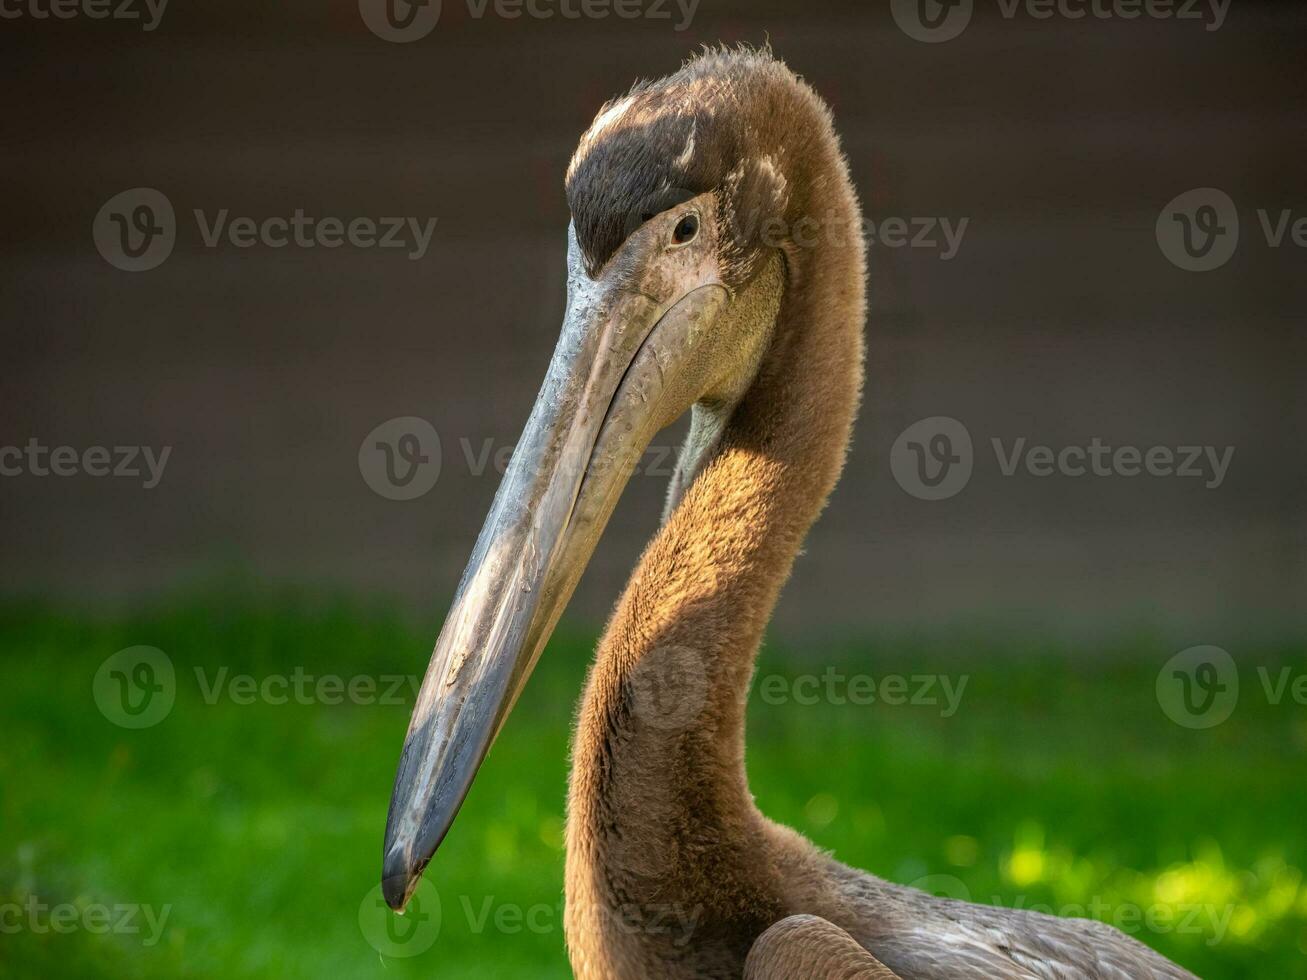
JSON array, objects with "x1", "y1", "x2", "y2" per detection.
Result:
[{"x1": 382, "y1": 48, "x2": 839, "y2": 911}]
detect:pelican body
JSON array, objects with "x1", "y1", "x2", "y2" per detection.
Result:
[{"x1": 382, "y1": 48, "x2": 1197, "y2": 980}]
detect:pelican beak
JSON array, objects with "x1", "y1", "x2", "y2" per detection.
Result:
[{"x1": 382, "y1": 209, "x2": 729, "y2": 910}]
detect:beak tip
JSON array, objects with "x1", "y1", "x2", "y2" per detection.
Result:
[{"x1": 380, "y1": 841, "x2": 422, "y2": 912}]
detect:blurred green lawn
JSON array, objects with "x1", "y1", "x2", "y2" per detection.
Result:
[{"x1": 2, "y1": 594, "x2": 1304, "y2": 979}]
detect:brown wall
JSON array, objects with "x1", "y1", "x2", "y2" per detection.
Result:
[{"x1": 2, "y1": 0, "x2": 1303, "y2": 640}]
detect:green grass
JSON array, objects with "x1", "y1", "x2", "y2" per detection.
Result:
[{"x1": 1, "y1": 595, "x2": 1304, "y2": 978}]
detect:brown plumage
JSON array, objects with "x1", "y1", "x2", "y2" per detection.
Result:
[
  {"x1": 559, "y1": 48, "x2": 1197, "y2": 980},
  {"x1": 745, "y1": 916, "x2": 902, "y2": 979},
  {"x1": 382, "y1": 46, "x2": 1199, "y2": 980}
]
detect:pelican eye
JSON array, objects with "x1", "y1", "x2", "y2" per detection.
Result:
[{"x1": 672, "y1": 213, "x2": 699, "y2": 246}]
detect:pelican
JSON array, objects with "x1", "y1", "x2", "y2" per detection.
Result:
[{"x1": 381, "y1": 47, "x2": 1196, "y2": 979}]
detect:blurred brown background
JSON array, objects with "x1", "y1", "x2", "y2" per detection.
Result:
[{"x1": 2, "y1": 0, "x2": 1303, "y2": 641}]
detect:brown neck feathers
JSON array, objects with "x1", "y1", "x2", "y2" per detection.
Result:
[{"x1": 566, "y1": 140, "x2": 866, "y2": 949}]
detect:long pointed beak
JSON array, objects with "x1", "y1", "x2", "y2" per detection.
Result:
[{"x1": 382, "y1": 219, "x2": 728, "y2": 910}]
